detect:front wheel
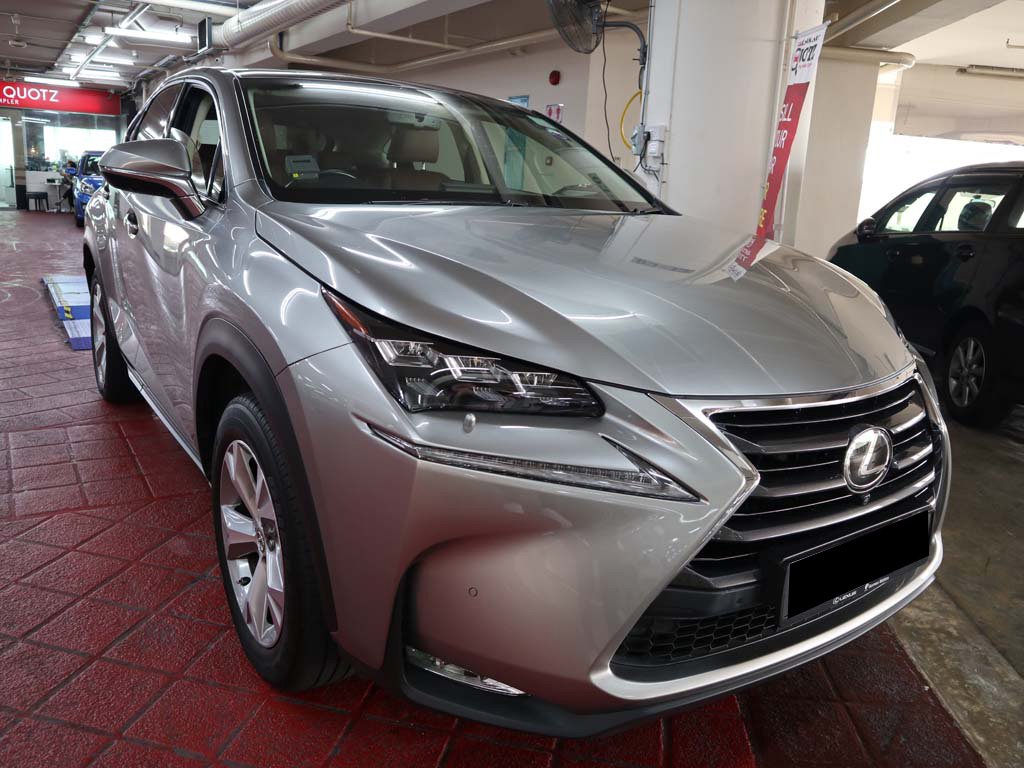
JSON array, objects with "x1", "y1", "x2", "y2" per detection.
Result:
[
  {"x1": 212, "y1": 393, "x2": 349, "y2": 690},
  {"x1": 89, "y1": 275, "x2": 137, "y2": 402},
  {"x1": 942, "y1": 320, "x2": 1011, "y2": 427}
]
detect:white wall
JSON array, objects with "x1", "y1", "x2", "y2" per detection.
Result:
[{"x1": 408, "y1": 39, "x2": 592, "y2": 137}]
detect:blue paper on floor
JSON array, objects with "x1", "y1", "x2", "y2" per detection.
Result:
[{"x1": 42, "y1": 274, "x2": 91, "y2": 350}]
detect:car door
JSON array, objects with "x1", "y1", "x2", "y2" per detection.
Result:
[
  {"x1": 831, "y1": 181, "x2": 943, "y2": 337},
  {"x1": 978, "y1": 176, "x2": 1024, "y2": 392},
  {"x1": 108, "y1": 83, "x2": 184, "y2": 387},
  {"x1": 886, "y1": 173, "x2": 1020, "y2": 355},
  {"x1": 118, "y1": 82, "x2": 230, "y2": 434}
]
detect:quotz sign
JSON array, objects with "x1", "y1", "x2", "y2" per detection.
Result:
[{"x1": 0, "y1": 84, "x2": 60, "y2": 106}]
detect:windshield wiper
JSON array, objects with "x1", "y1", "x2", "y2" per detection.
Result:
[
  {"x1": 625, "y1": 206, "x2": 664, "y2": 215},
  {"x1": 366, "y1": 199, "x2": 503, "y2": 206}
]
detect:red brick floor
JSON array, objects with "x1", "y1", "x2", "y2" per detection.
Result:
[{"x1": 0, "y1": 210, "x2": 982, "y2": 768}]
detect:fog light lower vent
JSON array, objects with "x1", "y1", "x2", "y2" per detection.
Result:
[{"x1": 406, "y1": 647, "x2": 525, "y2": 696}]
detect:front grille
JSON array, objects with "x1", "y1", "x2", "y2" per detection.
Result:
[
  {"x1": 707, "y1": 376, "x2": 936, "y2": 544},
  {"x1": 617, "y1": 605, "x2": 779, "y2": 665},
  {"x1": 613, "y1": 375, "x2": 942, "y2": 673}
]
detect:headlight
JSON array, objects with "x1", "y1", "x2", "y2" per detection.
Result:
[{"x1": 322, "y1": 288, "x2": 602, "y2": 416}]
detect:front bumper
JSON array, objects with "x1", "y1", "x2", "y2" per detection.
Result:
[{"x1": 278, "y1": 347, "x2": 948, "y2": 735}]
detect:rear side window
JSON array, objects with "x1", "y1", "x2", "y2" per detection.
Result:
[
  {"x1": 926, "y1": 178, "x2": 1014, "y2": 233},
  {"x1": 878, "y1": 188, "x2": 937, "y2": 233},
  {"x1": 998, "y1": 185, "x2": 1024, "y2": 230},
  {"x1": 134, "y1": 85, "x2": 183, "y2": 141}
]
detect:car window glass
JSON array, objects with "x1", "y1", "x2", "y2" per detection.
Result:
[
  {"x1": 135, "y1": 85, "x2": 182, "y2": 141},
  {"x1": 244, "y1": 80, "x2": 654, "y2": 211},
  {"x1": 928, "y1": 181, "x2": 1012, "y2": 233},
  {"x1": 879, "y1": 189, "x2": 935, "y2": 233},
  {"x1": 171, "y1": 86, "x2": 221, "y2": 197}
]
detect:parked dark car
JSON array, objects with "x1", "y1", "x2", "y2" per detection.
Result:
[{"x1": 830, "y1": 162, "x2": 1024, "y2": 426}]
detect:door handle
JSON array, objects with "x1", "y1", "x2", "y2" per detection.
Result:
[
  {"x1": 956, "y1": 244, "x2": 975, "y2": 261},
  {"x1": 124, "y1": 209, "x2": 139, "y2": 239}
]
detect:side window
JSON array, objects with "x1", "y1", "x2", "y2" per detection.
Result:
[
  {"x1": 878, "y1": 188, "x2": 937, "y2": 233},
  {"x1": 171, "y1": 85, "x2": 223, "y2": 200},
  {"x1": 925, "y1": 178, "x2": 1014, "y2": 233},
  {"x1": 134, "y1": 85, "x2": 183, "y2": 141}
]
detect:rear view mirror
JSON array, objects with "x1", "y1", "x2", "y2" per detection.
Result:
[
  {"x1": 855, "y1": 217, "x2": 878, "y2": 242},
  {"x1": 98, "y1": 139, "x2": 205, "y2": 220}
]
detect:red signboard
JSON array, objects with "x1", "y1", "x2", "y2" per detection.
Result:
[
  {"x1": 730, "y1": 22, "x2": 829, "y2": 279},
  {"x1": 0, "y1": 81, "x2": 120, "y2": 116}
]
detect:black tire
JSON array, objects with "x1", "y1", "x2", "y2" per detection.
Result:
[
  {"x1": 941, "y1": 319, "x2": 1011, "y2": 427},
  {"x1": 211, "y1": 393, "x2": 350, "y2": 691},
  {"x1": 88, "y1": 273, "x2": 138, "y2": 403},
  {"x1": 75, "y1": 215, "x2": 84, "y2": 228}
]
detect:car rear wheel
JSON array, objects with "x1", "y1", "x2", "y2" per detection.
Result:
[
  {"x1": 943, "y1": 320, "x2": 1011, "y2": 427},
  {"x1": 212, "y1": 393, "x2": 350, "y2": 690},
  {"x1": 89, "y1": 275, "x2": 137, "y2": 402}
]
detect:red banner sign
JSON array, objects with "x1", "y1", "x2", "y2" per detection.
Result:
[
  {"x1": 0, "y1": 81, "x2": 120, "y2": 116},
  {"x1": 731, "y1": 22, "x2": 829, "y2": 278}
]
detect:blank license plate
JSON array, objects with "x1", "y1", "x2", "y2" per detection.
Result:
[{"x1": 784, "y1": 512, "x2": 930, "y2": 622}]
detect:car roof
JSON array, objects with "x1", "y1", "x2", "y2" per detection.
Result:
[
  {"x1": 165, "y1": 65, "x2": 528, "y2": 113},
  {"x1": 920, "y1": 161, "x2": 1024, "y2": 183}
]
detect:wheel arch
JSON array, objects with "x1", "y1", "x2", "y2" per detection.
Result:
[
  {"x1": 941, "y1": 305, "x2": 991, "y2": 354},
  {"x1": 194, "y1": 316, "x2": 338, "y2": 631}
]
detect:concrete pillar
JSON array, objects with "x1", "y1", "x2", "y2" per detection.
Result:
[
  {"x1": 639, "y1": 0, "x2": 824, "y2": 235},
  {"x1": 783, "y1": 56, "x2": 880, "y2": 257}
]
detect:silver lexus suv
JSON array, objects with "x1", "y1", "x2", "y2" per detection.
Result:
[{"x1": 86, "y1": 67, "x2": 948, "y2": 736}]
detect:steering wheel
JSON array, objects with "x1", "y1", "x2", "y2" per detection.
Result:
[{"x1": 284, "y1": 169, "x2": 358, "y2": 189}]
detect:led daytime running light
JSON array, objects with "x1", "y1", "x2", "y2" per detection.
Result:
[{"x1": 370, "y1": 425, "x2": 697, "y2": 501}]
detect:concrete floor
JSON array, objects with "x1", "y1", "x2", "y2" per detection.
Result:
[{"x1": 891, "y1": 407, "x2": 1024, "y2": 767}]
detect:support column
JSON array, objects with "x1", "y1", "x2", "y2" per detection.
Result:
[
  {"x1": 782, "y1": 55, "x2": 881, "y2": 257},
  {"x1": 640, "y1": 0, "x2": 824, "y2": 235}
]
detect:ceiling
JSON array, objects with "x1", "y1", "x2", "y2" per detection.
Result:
[
  {"x1": 899, "y1": 0, "x2": 1024, "y2": 68},
  {"x1": 0, "y1": 1, "x2": 254, "y2": 91},
  {"x1": 317, "y1": 0, "x2": 648, "y2": 68}
]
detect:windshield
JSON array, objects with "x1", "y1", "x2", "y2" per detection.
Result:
[
  {"x1": 80, "y1": 156, "x2": 100, "y2": 175},
  {"x1": 243, "y1": 78, "x2": 659, "y2": 212}
]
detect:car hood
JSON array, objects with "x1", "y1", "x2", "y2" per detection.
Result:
[
  {"x1": 255, "y1": 204, "x2": 912, "y2": 397},
  {"x1": 79, "y1": 173, "x2": 104, "y2": 187}
]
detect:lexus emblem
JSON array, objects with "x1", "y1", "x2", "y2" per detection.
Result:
[{"x1": 843, "y1": 427, "x2": 893, "y2": 493}]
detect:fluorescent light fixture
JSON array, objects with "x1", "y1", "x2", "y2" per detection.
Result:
[
  {"x1": 62, "y1": 67, "x2": 123, "y2": 80},
  {"x1": 103, "y1": 27, "x2": 193, "y2": 45},
  {"x1": 83, "y1": 34, "x2": 103, "y2": 45},
  {"x1": 20, "y1": 117, "x2": 50, "y2": 123},
  {"x1": 70, "y1": 52, "x2": 137, "y2": 65},
  {"x1": 23, "y1": 76, "x2": 80, "y2": 88}
]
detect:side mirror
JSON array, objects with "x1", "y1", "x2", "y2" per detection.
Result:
[
  {"x1": 98, "y1": 139, "x2": 205, "y2": 220},
  {"x1": 855, "y1": 217, "x2": 878, "y2": 242}
]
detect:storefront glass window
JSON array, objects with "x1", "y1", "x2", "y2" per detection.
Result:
[{"x1": 22, "y1": 110, "x2": 123, "y2": 171}]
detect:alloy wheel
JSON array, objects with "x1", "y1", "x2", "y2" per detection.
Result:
[
  {"x1": 219, "y1": 440, "x2": 285, "y2": 648},
  {"x1": 948, "y1": 336, "x2": 985, "y2": 408},
  {"x1": 90, "y1": 281, "x2": 107, "y2": 388}
]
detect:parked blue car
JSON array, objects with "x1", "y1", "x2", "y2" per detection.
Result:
[{"x1": 74, "y1": 151, "x2": 105, "y2": 227}]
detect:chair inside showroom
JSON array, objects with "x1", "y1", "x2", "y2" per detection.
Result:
[{"x1": 958, "y1": 200, "x2": 993, "y2": 232}]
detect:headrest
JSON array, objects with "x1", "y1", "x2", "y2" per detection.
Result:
[
  {"x1": 388, "y1": 126, "x2": 439, "y2": 164},
  {"x1": 958, "y1": 200, "x2": 993, "y2": 232}
]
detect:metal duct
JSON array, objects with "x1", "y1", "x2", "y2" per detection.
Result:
[{"x1": 212, "y1": 0, "x2": 345, "y2": 51}]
